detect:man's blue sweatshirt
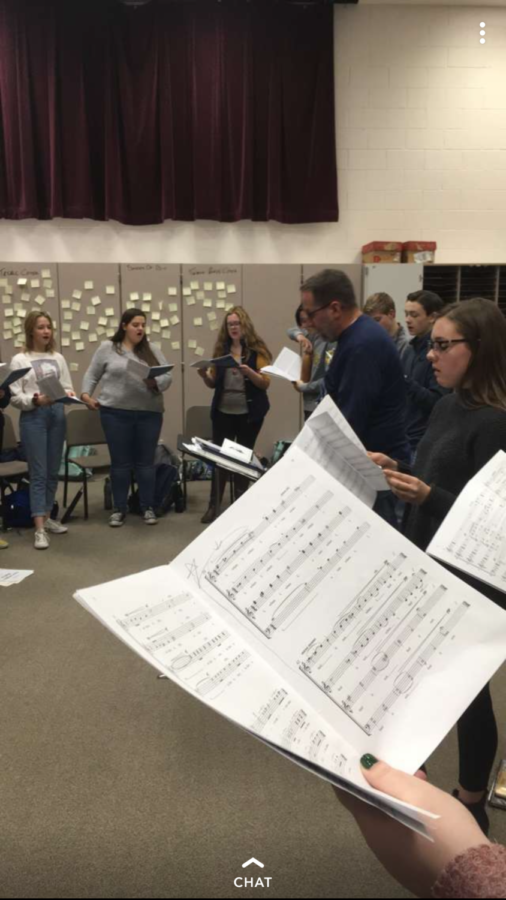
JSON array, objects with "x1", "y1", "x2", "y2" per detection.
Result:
[{"x1": 324, "y1": 315, "x2": 410, "y2": 463}]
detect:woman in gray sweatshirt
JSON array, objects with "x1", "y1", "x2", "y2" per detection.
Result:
[{"x1": 81, "y1": 308, "x2": 172, "y2": 527}]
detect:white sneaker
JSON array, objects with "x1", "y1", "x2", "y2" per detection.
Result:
[
  {"x1": 35, "y1": 529, "x2": 49, "y2": 550},
  {"x1": 109, "y1": 511, "x2": 126, "y2": 528},
  {"x1": 143, "y1": 508, "x2": 158, "y2": 525},
  {"x1": 45, "y1": 519, "x2": 68, "y2": 535}
]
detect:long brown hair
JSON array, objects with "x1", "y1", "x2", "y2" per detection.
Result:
[
  {"x1": 111, "y1": 308, "x2": 160, "y2": 367},
  {"x1": 24, "y1": 311, "x2": 57, "y2": 353},
  {"x1": 213, "y1": 307, "x2": 272, "y2": 363},
  {"x1": 438, "y1": 298, "x2": 506, "y2": 410}
]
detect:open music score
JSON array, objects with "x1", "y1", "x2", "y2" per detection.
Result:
[
  {"x1": 429, "y1": 450, "x2": 506, "y2": 594},
  {"x1": 76, "y1": 411, "x2": 506, "y2": 837}
]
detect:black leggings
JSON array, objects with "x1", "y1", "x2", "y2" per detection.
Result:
[
  {"x1": 458, "y1": 682, "x2": 498, "y2": 792},
  {"x1": 211, "y1": 411, "x2": 264, "y2": 500}
]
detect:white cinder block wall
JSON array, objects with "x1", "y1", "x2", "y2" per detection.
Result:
[
  {"x1": 337, "y1": 4, "x2": 506, "y2": 263},
  {"x1": 0, "y1": 4, "x2": 505, "y2": 264}
]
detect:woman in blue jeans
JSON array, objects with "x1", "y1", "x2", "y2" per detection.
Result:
[
  {"x1": 10, "y1": 311, "x2": 74, "y2": 550},
  {"x1": 81, "y1": 308, "x2": 172, "y2": 527}
]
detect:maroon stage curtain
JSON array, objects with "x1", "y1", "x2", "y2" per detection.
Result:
[{"x1": 0, "y1": 0, "x2": 338, "y2": 225}]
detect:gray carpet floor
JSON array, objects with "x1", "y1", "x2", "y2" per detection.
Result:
[{"x1": 1, "y1": 479, "x2": 505, "y2": 899}]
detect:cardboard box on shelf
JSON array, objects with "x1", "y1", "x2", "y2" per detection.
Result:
[
  {"x1": 362, "y1": 241, "x2": 402, "y2": 264},
  {"x1": 402, "y1": 241, "x2": 437, "y2": 264}
]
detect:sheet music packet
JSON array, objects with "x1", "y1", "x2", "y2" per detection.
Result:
[
  {"x1": 182, "y1": 437, "x2": 265, "y2": 481},
  {"x1": 190, "y1": 355, "x2": 239, "y2": 370},
  {"x1": 428, "y1": 449, "x2": 506, "y2": 595},
  {"x1": 36, "y1": 374, "x2": 86, "y2": 405},
  {"x1": 75, "y1": 399, "x2": 506, "y2": 837},
  {"x1": 0, "y1": 363, "x2": 31, "y2": 390},
  {"x1": 126, "y1": 359, "x2": 174, "y2": 381},
  {"x1": 260, "y1": 347, "x2": 301, "y2": 383}
]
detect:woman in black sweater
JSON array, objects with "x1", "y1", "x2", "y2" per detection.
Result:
[{"x1": 370, "y1": 298, "x2": 506, "y2": 836}]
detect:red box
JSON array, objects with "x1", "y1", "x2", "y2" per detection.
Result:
[
  {"x1": 362, "y1": 241, "x2": 402, "y2": 264},
  {"x1": 402, "y1": 241, "x2": 437, "y2": 264}
]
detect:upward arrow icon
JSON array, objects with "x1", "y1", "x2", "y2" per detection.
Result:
[{"x1": 242, "y1": 858, "x2": 264, "y2": 869}]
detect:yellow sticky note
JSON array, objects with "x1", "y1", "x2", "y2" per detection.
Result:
[
  {"x1": 106, "y1": 286, "x2": 115, "y2": 295},
  {"x1": 194, "y1": 318, "x2": 203, "y2": 326},
  {"x1": 80, "y1": 322, "x2": 90, "y2": 331},
  {"x1": 91, "y1": 296, "x2": 101, "y2": 306},
  {"x1": 73, "y1": 290, "x2": 82, "y2": 300},
  {"x1": 3, "y1": 332, "x2": 12, "y2": 340},
  {"x1": 130, "y1": 292, "x2": 139, "y2": 301},
  {"x1": 204, "y1": 282, "x2": 213, "y2": 291},
  {"x1": 106, "y1": 328, "x2": 115, "y2": 337},
  {"x1": 72, "y1": 332, "x2": 81, "y2": 340},
  {"x1": 216, "y1": 300, "x2": 225, "y2": 309},
  {"x1": 169, "y1": 303, "x2": 178, "y2": 313},
  {"x1": 85, "y1": 281, "x2": 94, "y2": 290},
  {"x1": 21, "y1": 293, "x2": 30, "y2": 302},
  {"x1": 210, "y1": 322, "x2": 219, "y2": 331},
  {"x1": 34, "y1": 295, "x2": 46, "y2": 306},
  {"x1": 105, "y1": 308, "x2": 114, "y2": 317},
  {"x1": 62, "y1": 324, "x2": 71, "y2": 333},
  {"x1": 87, "y1": 306, "x2": 96, "y2": 315},
  {"x1": 227, "y1": 285, "x2": 237, "y2": 294},
  {"x1": 142, "y1": 304, "x2": 150, "y2": 312},
  {"x1": 160, "y1": 319, "x2": 170, "y2": 328},
  {"x1": 76, "y1": 343, "x2": 85, "y2": 352},
  {"x1": 62, "y1": 338, "x2": 70, "y2": 347},
  {"x1": 207, "y1": 312, "x2": 217, "y2": 321},
  {"x1": 64, "y1": 312, "x2": 73, "y2": 320},
  {"x1": 218, "y1": 291, "x2": 227, "y2": 299},
  {"x1": 171, "y1": 315, "x2": 180, "y2": 326},
  {"x1": 98, "y1": 317, "x2": 108, "y2": 326},
  {"x1": 152, "y1": 324, "x2": 161, "y2": 334},
  {"x1": 110, "y1": 319, "x2": 119, "y2": 328},
  {"x1": 89, "y1": 334, "x2": 98, "y2": 342},
  {"x1": 168, "y1": 287, "x2": 178, "y2": 296},
  {"x1": 43, "y1": 280, "x2": 52, "y2": 289},
  {"x1": 171, "y1": 341, "x2": 180, "y2": 351},
  {"x1": 152, "y1": 312, "x2": 161, "y2": 321},
  {"x1": 190, "y1": 281, "x2": 199, "y2": 290},
  {"x1": 30, "y1": 280, "x2": 40, "y2": 289},
  {"x1": 72, "y1": 302, "x2": 81, "y2": 312},
  {"x1": 183, "y1": 288, "x2": 191, "y2": 297},
  {"x1": 162, "y1": 330, "x2": 171, "y2": 339},
  {"x1": 5, "y1": 285, "x2": 14, "y2": 294},
  {"x1": 4, "y1": 309, "x2": 13, "y2": 318},
  {"x1": 203, "y1": 300, "x2": 213, "y2": 308},
  {"x1": 70, "y1": 363, "x2": 79, "y2": 372},
  {"x1": 62, "y1": 300, "x2": 70, "y2": 310},
  {"x1": 41, "y1": 269, "x2": 51, "y2": 279},
  {"x1": 196, "y1": 292, "x2": 205, "y2": 301},
  {"x1": 216, "y1": 282, "x2": 225, "y2": 290},
  {"x1": 195, "y1": 347, "x2": 205, "y2": 357},
  {"x1": 96, "y1": 326, "x2": 106, "y2": 335},
  {"x1": 46, "y1": 289, "x2": 55, "y2": 298},
  {"x1": 17, "y1": 278, "x2": 27, "y2": 286},
  {"x1": 186, "y1": 298, "x2": 196, "y2": 306},
  {"x1": 188, "y1": 339, "x2": 197, "y2": 349},
  {"x1": 143, "y1": 293, "x2": 152, "y2": 301}
]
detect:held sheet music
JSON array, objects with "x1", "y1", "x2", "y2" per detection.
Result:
[
  {"x1": 75, "y1": 411, "x2": 506, "y2": 834},
  {"x1": 428, "y1": 450, "x2": 506, "y2": 594}
]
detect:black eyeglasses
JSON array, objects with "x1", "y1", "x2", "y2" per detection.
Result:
[
  {"x1": 427, "y1": 338, "x2": 469, "y2": 354},
  {"x1": 305, "y1": 301, "x2": 335, "y2": 320}
]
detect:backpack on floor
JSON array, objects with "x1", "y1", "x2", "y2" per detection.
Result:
[
  {"x1": 3, "y1": 487, "x2": 32, "y2": 529},
  {"x1": 127, "y1": 444, "x2": 184, "y2": 517}
]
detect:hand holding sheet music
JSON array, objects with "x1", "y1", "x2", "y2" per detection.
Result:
[
  {"x1": 260, "y1": 347, "x2": 301, "y2": 382},
  {"x1": 37, "y1": 375, "x2": 85, "y2": 405}
]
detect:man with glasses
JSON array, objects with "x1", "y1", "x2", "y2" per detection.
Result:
[
  {"x1": 403, "y1": 290, "x2": 448, "y2": 458},
  {"x1": 301, "y1": 269, "x2": 410, "y2": 526}
]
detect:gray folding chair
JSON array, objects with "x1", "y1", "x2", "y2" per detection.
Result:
[
  {"x1": 0, "y1": 413, "x2": 29, "y2": 531},
  {"x1": 177, "y1": 406, "x2": 213, "y2": 510},
  {"x1": 62, "y1": 408, "x2": 111, "y2": 523}
]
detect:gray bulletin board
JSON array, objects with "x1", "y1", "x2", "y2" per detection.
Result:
[
  {"x1": 301, "y1": 264, "x2": 363, "y2": 308},
  {"x1": 182, "y1": 264, "x2": 242, "y2": 430},
  {"x1": 243, "y1": 265, "x2": 302, "y2": 458},
  {"x1": 120, "y1": 264, "x2": 183, "y2": 452},
  {"x1": 57, "y1": 264, "x2": 121, "y2": 394},
  {"x1": 0, "y1": 261, "x2": 60, "y2": 435}
]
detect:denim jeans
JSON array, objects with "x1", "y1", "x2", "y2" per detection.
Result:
[
  {"x1": 100, "y1": 408, "x2": 163, "y2": 513},
  {"x1": 20, "y1": 405, "x2": 66, "y2": 518}
]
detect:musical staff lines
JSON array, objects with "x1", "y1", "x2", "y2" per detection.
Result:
[
  {"x1": 196, "y1": 651, "x2": 251, "y2": 697},
  {"x1": 117, "y1": 593, "x2": 190, "y2": 630},
  {"x1": 250, "y1": 688, "x2": 288, "y2": 734}
]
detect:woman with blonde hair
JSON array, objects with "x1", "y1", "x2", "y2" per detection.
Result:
[
  {"x1": 10, "y1": 310, "x2": 74, "y2": 549},
  {"x1": 370, "y1": 298, "x2": 506, "y2": 836},
  {"x1": 198, "y1": 306, "x2": 272, "y2": 523}
]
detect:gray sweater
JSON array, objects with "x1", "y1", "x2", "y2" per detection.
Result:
[
  {"x1": 81, "y1": 342, "x2": 172, "y2": 412},
  {"x1": 287, "y1": 327, "x2": 336, "y2": 413}
]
